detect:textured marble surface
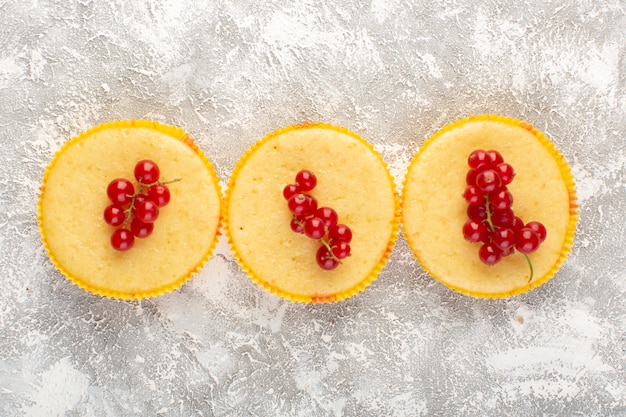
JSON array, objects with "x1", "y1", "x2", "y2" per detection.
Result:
[{"x1": 1, "y1": 0, "x2": 625, "y2": 416}]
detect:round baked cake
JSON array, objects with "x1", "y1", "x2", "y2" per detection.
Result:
[
  {"x1": 225, "y1": 122, "x2": 400, "y2": 303},
  {"x1": 38, "y1": 120, "x2": 222, "y2": 300},
  {"x1": 402, "y1": 115, "x2": 578, "y2": 298}
]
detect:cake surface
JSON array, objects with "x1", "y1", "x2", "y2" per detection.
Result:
[
  {"x1": 38, "y1": 120, "x2": 222, "y2": 299},
  {"x1": 402, "y1": 115, "x2": 577, "y2": 298},
  {"x1": 226, "y1": 122, "x2": 400, "y2": 303}
]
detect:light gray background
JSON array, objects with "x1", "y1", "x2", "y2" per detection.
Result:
[{"x1": 1, "y1": 1, "x2": 624, "y2": 416}]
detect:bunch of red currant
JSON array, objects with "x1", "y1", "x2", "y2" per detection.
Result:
[
  {"x1": 283, "y1": 170, "x2": 353, "y2": 270},
  {"x1": 103, "y1": 159, "x2": 179, "y2": 251},
  {"x1": 462, "y1": 149, "x2": 546, "y2": 278}
]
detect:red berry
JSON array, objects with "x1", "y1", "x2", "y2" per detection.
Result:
[
  {"x1": 468, "y1": 149, "x2": 491, "y2": 169},
  {"x1": 103, "y1": 204, "x2": 125, "y2": 227},
  {"x1": 492, "y1": 228, "x2": 516, "y2": 251},
  {"x1": 490, "y1": 188, "x2": 513, "y2": 211},
  {"x1": 283, "y1": 184, "x2": 300, "y2": 200},
  {"x1": 328, "y1": 224, "x2": 352, "y2": 243},
  {"x1": 515, "y1": 228, "x2": 540, "y2": 254},
  {"x1": 111, "y1": 228, "x2": 134, "y2": 251},
  {"x1": 295, "y1": 170, "x2": 317, "y2": 192},
  {"x1": 134, "y1": 193, "x2": 147, "y2": 205},
  {"x1": 130, "y1": 217, "x2": 154, "y2": 238},
  {"x1": 478, "y1": 242, "x2": 502, "y2": 265},
  {"x1": 290, "y1": 216, "x2": 305, "y2": 233},
  {"x1": 525, "y1": 221, "x2": 547, "y2": 243},
  {"x1": 500, "y1": 245, "x2": 515, "y2": 257},
  {"x1": 134, "y1": 159, "x2": 160, "y2": 184},
  {"x1": 466, "y1": 168, "x2": 479, "y2": 186},
  {"x1": 462, "y1": 219, "x2": 489, "y2": 243},
  {"x1": 315, "y1": 207, "x2": 338, "y2": 230},
  {"x1": 134, "y1": 198, "x2": 159, "y2": 223},
  {"x1": 492, "y1": 208, "x2": 515, "y2": 228},
  {"x1": 464, "y1": 185, "x2": 485, "y2": 206},
  {"x1": 316, "y1": 246, "x2": 339, "y2": 270},
  {"x1": 495, "y1": 163, "x2": 515, "y2": 186},
  {"x1": 475, "y1": 169, "x2": 501, "y2": 194},
  {"x1": 288, "y1": 194, "x2": 316, "y2": 217},
  {"x1": 107, "y1": 178, "x2": 135, "y2": 205},
  {"x1": 306, "y1": 196, "x2": 318, "y2": 216},
  {"x1": 332, "y1": 241, "x2": 351, "y2": 259},
  {"x1": 304, "y1": 217, "x2": 326, "y2": 240},
  {"x1": 486, "y1": 150, "x2": 504, "y2": 165},
  {"x1": 467, "y1": 204, "x2": 488, "y2": 221},
  {"x1": 511, "y1": 216, "x2": 525, "y2": 233},
  {"x1": 148, "y1": 184, "x2": 171, "y2": 207}
]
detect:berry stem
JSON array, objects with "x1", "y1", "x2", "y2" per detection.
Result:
[
  {"x1": 140, "y1": 177, "x2": 182, "y2": 189},
  {"x1": 319, "y1": 237, "x2": 342, "y2": 263},
  {"x1": 484, "y1": 194, "x2": 495, "y2": 232},
  {"x1": 523, "y1": 253, "x2": 534, "y2": 283},
  {"x1": 122, "y1": 178, "x2": 182, "y2": 226},
  {"x1": 123, "y1": 195, "x2": 139, "y2": 226}
]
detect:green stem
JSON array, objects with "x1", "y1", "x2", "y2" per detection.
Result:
[
  {"x1": 319, "y1": 237, "x2": 341, "y2": 263},
  {"x1": 484, "y1": 194, "x2": 495, "y2": 232},
  {"x1": 122, "y1": 178, "x2": 182, "y2": 226},
  {"x1": 139, "y1": 177, "x2": 182, "y2": 192},
  {"x1": 523, "y1": 253, "x2": 534, "y2": 283}
]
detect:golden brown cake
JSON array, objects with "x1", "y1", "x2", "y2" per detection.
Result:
[
  {"x1": 37, "y1": 120, "x2": 222, "y2": 300},
  {"x1": 225, "y1": 122, "x2": 400, "y2": 303},
  {"x1": 402, "y1": 115, "x2": 577, "y2": 298}
]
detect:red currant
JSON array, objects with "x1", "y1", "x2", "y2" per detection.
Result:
[
  {"x1": 495, "y1": 163, "x2": 515, "y2": 185},
  {"x1": 466, "y1": 168, "x2": 479, "y2": 186},
  {"x1": 135, "y1": 193, "x2": 148, "y2": 204},
  {"x1": 464, "y1": 185, "x2": 485, "y2": 206},
  {"x1": 304, "y1": 217, "x2": 326, "y2": 240},
  {"x1": 487, "y1": 150, "x2": 504, "y2": 165},
  {"x1": 332, "y1": 241, "x2": 351, "y2": 259},
  {"x1": 500, "y1": 245, "x2": 514, "y2": 257},
  {"x1": 288, "y1": 194, "x2": 317, "y2": 217},
  {"x1": 490, "y1": 188, "x2": 513, "y2": 211},
  {"x1": 134, "y1": 159, "x2": 160, "y2": 184},
  {"x1": 526, "y1": 221, "x2": 547, "y2": 243},
  {"x1": 103, "y1": 204, "x2": 125, "y2": 227},
  {"x1": 515, "y1": 228, "x2": 540, "y2": 254},
  {"x1": 315, "y1": 207, "x2": 338, "y2": 230},
  {"x1": 467, "y1": 204, "x2": 488, "y2": 221},
  {"x1": 134, "y1": 198, "x2": 159, "y2": 223},
  {"x1": 475, "y1": 169, "x2": 501, "y2": 194},
  {"x1": 111, "y1": 228, "x2": 134, "y2": 251},
  {"x1": 130, "y1": 217, "x2": 154, "y2": 238},
  {"x1": 283, "y1": 184, "x2": 300, "y2": 200},
  {"x1": 295, "y1": 170, "x2": 317, "y2": 192},
  {"x1": 511, "y1": 216, "x2": 525, "y2": 233},
  {"x1": 329, "y1": 224, "x2": 352, "y2": 243},
  {"x1": 478, "y1": 242, "x2": 502, "y2": 265},
  {"x1": 492, "y1": 208, "x2": 515, "y2": 228},
  {"x1": 462, "y1": 219, "x2": 489, "y2": 243},
  {"x1": 468, "y1": 149, "x2": 491, "y2": 169},
  {"x1": 148, "y1": 184, "x2": 171, "y2": 207},
  {"x1": 492, "y1": 228, "x2": 516, "y2": 251},
  {"x1": 463, "y1": 150, "x2": 546, "y2": 275},
  {"x1": 107, "y1": 178, "x2": 135, "y2": 206},
  {"x1": 285, "y1": 171, "x2": 352, "y2": 270},
  {"x1": 316, "y1": 246, "x2": 339, "y2": 270},
  {"x1": 290, "y1": 216, "x2": 305, "y2": 233}
]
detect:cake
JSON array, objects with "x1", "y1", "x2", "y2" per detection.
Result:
[
  {"x1": 402, "y1": 115, "x2": 578, "y2": 298},
  {"x1": 37, "y1": 120, "x2": 222, "y2": 300},
  {"x1": 225, "y1": 122, "x2": 400, "y2": 303}
]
